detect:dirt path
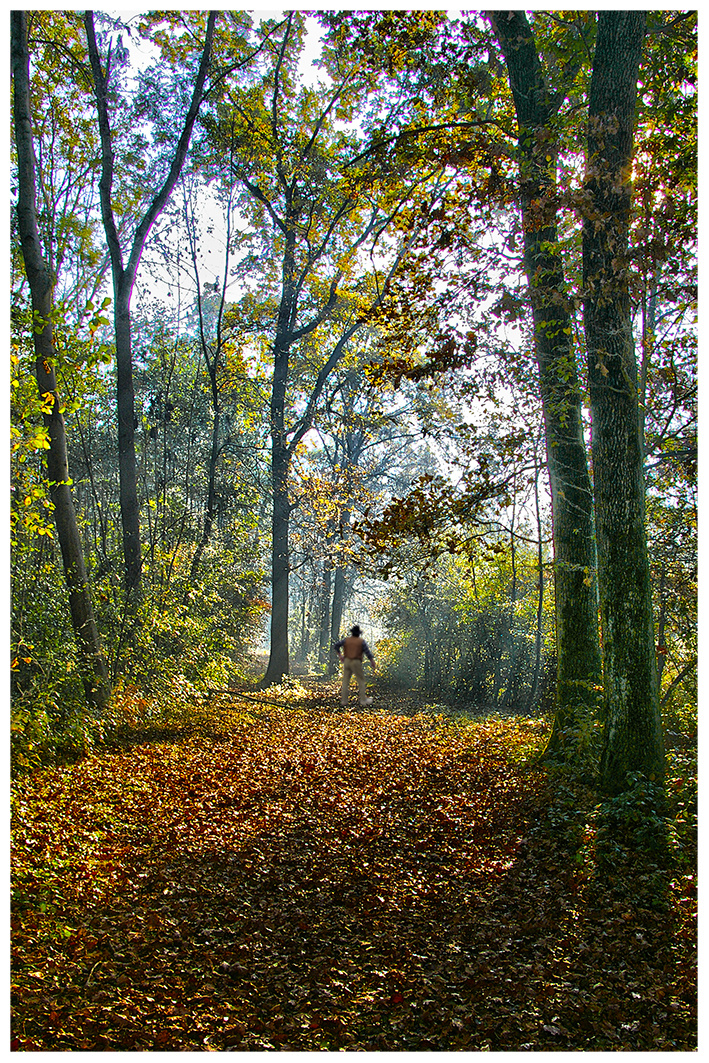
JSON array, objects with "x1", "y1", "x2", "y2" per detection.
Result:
[{"x1": 11, "y1": 703, "x2": 696, "y2": 1050}]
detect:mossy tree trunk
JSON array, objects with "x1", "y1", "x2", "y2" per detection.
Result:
[
  {"x1": 490, "y1": 11, "x2": 603, "y2": 757},
  {"x1": 582, "y1": 11, "x2": 665, "y2": 793}
]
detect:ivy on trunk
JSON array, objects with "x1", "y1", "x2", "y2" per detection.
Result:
[{"x1": 582, "y1": 11, "x2": 665, "y2": 793}]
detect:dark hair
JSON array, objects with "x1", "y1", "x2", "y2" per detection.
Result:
[{"x1": 351, "y1": 625, "x2": 361, "y2": 637}]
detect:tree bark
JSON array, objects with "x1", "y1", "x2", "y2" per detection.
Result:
[
  {"x1": 328, "y1": 508, "x2": 351, "y2": 675},
  {"x1": 525, "y1": 447, "x2": 546, "y2": 713},
  {"x1": 12, "y1": 10, "x2": 110, "y2": 713},
  {"x1": 262, "y1": 441, "x2": 292, "y2": 684},
  {"x1": 329, "y1": 563, "x2": 346, "y2": 673},
  {"x1": 489, "y1": 11, "x2": 603, "y2": 754},
  {"x1": 318, "y1": 553, "x2": 333, "y2": 665},
  {"x1": 260, "y1": 212, "x2": 297, "y2": 686},
  {"x1": 582, "y1": 10, "x2": 665, "y2": 793},
  {"x1": 112, "y1": 289, "x2": 142, "y2": 592}
]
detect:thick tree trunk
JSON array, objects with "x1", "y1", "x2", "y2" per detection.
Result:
[
  {"x1": 490, "y1": 11, "x2": 602, "y2": 755},
  {"x1": 583, "y1": 11, "x2": 665, "y2": 793},
  {"x1": 12, "y1": 10, "x2": 110, "y2": 713}
]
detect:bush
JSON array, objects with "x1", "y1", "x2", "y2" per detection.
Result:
[
  {"x1": 374, "y1": 549, "x2": 555, "y2": 708},
  {"x1": 11, "y1": 672, "x2": 105, "y2": 775},
  {"x1": 11, "y1": 534, "x2": 269, "y2": 773},
  {"x1": 107, "y1": 540, "x2": 268, "y2": 693},
  {"x1": 594, "y1": 772, "x2": 669, "y2": 863}
]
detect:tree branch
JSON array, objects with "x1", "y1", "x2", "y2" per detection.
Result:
[{"x1": 125, "y1": 11, "x2": 217, "y2": 283}]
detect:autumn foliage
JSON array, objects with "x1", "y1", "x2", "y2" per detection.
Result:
[{"x1": 11, "y1": 690, "x2": 696, "y2": 1051}]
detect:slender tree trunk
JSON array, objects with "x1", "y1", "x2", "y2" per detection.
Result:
[
  {"x1": 84, "y1": 10, "x2": 216, "y2": 594},
  {"x1": 327, "y1": 488, "x2": 352, "y2": 675},
  {"x1": 261, "y1": 228, "x2": 297, "y2": 687},
  {"x1": 582, "y1": 10, "x2": 665, "y2": 793},
  {"x1": 113, "y1": 288, "x2": 142, "y2": 591},
  {"x1": 75, "y1": 408, "x2": 109, "y2": 569},
  {"x1": 328, "y1": 562, "x2": 347, "y2": 676},
  {"x1": 502, "y1": 483, "x2": 518, "y2": 710},
  {"x1": 639, "y1": 269, "x2": 658, "y2": 453},
  {"x1": 12, "y1": 10, "x2": 110, "y2": 713},
  {"x1": 262, "y1": 441, "x2": 291, "y2": 684},
  {"x1": 660, "y1": 658, "x2": 696, "y2": 708},
  {"x1": 656, "y1": 565, "x2": 667, "y2": 688},
  {"x1": 318, "y1": 554, "x2": 333, "y2": 665},
  {"x1": 490, "y1": 11, "x2": 603, "y2": 755},
  {"x1": 189, "y1": 374, "x2": 220, "y2": 585},
  {"x1": 297, "y1": 578, "x2": 307, "y2": 663}
]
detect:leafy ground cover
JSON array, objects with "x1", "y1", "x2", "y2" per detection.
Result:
[{"x1": 11, "y1": 683, "x2": 696, "y2": 1051}]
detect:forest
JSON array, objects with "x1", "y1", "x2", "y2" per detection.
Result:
[{"x1": 11, "y1": 9, "x2": 696, "y2": 1052}]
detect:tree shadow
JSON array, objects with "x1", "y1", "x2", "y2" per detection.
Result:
[{"x1": 11, "y1": 729, "x2": 696, "y2": 1052}]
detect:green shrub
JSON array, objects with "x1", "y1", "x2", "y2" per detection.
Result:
[{"x1": 595, "y1": 772, "x2": 669, "y2": 858}]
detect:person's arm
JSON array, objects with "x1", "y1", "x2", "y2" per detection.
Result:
[
  {"x1": 362, "y1": 640, "x2": 376, "y2": 669},
  {"x1": 333, "y1": 639, "x2": 344, "y2": 661}
]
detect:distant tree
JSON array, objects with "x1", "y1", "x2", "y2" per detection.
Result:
[
  {"x1": 207, "y1": 12, "x2": 454, "y2": 685},
  {"x1": 289, "y1": 362, "x2": 424, "y2": 671},
  {"x1": 375, "y1": 539, "x2": 553, "y2": 708}
]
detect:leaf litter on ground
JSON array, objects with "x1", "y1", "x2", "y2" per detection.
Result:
[{"x1": 11, "y1": 684, "x2": 696, "y2": 1051}]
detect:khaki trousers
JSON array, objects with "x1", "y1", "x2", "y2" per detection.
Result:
[{"x1": 340, "y1": 657, "x2": 370, "y2": 705}]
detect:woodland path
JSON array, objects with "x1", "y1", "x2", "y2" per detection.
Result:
[{"x1": 11, "y1": 685, "x2": 696, "y2": 1051}]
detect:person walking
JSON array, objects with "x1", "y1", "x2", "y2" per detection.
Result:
[{"x1": 334, "y1": 624, "x2": 376, "y2": 708}]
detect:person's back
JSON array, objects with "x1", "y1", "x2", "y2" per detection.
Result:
[
  {"x1": 342, "y1": 635, "x2": 365, "y2": 660},
  {"x1": 334, "y1": 624, "x2": 376, "y2": 708}
]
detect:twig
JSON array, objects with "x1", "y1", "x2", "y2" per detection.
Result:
[{"x1": 207, "y1": 688, "x2": 309, "y2": 710}]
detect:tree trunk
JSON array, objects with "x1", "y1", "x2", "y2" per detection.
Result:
[
  {"x1": 582, "y1": 10, "x2": 665, "y2": 793},
  {"x1": 84, "y1": 10, "x2": 216, "y2": 595},
  {"x1": 525, "y1": 450, "x2": 546, "y2": 713},
  {"x1": 490, "y1": 11, "x2": 603, "y2": 755},
  {"x1": 189, "y1": 375, "x2": 220, "y2": 585},
  {"x1": 328, "y1": 561, "x2": 346, "y2": 676},
  {"x1": 12, "y1": 10, "x2": 110, "y2": 713},
  {"x1": 261, "y1": 442, "x2": 291, "y2": 685},
  {"x1": 261, "y1": 226, "x2": 297, "y2": 687},
  {"x1": 502, "y1": 492, "x2": 518, "y2": 711},
  {"x1": 114, "y1": 288, "x2": 142, "y2": 592},
  {"x1": 318, "y1": 554, "x2": 333, "y2": 665}
]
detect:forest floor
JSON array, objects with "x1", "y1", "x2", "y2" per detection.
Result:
[{"x1": 11, "y1": 677, "x2": 697, "y2": 1051}]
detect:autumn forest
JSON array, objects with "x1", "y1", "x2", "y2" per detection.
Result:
[{"x1": 11, "y1": 10, "x2": 696, "y2": 1051}]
